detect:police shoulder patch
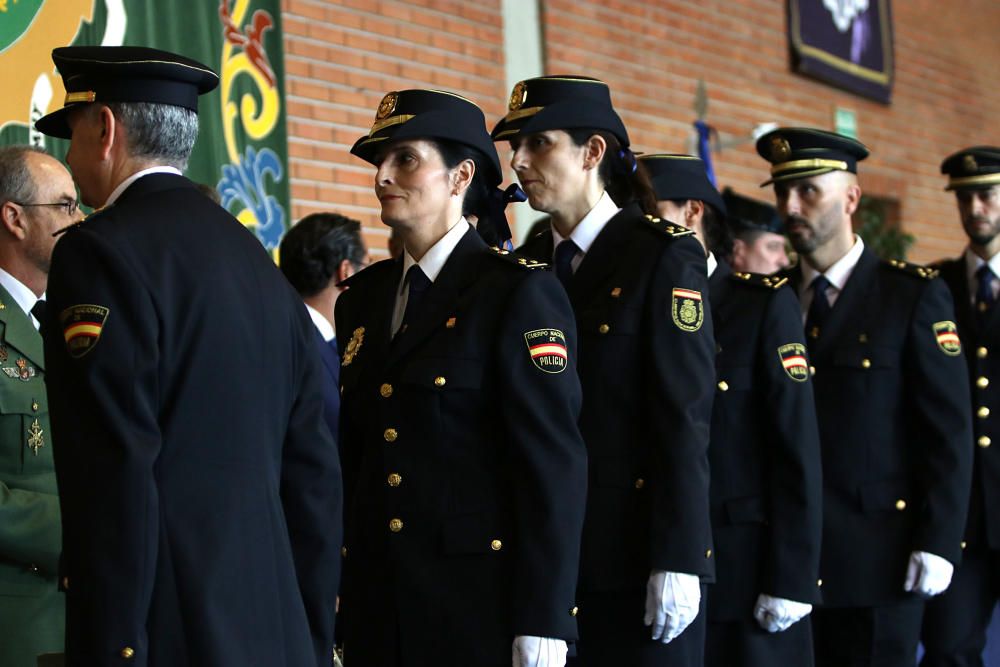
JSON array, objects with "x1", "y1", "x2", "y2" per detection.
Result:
[
  {"x1": 60, "y1": 304, "x2": 110, "y2": 359},
  {"x1": 524, "y1": 328, "x2": 568, "y2": 373},
  {"x1": 729, "y1": 271, "x2": 789, "y2": 290},
  {"x1": 777, "y1": 343, "x2": 810, "y2": 382},
  {"x1": 642, "y1": 214, "x2": 694, "y2": 238},
  {"x1": 671, "y1": 287, "x2": 705, "y2": 332},
  {"x1": 488, "y1": 246, "x2": 548, "y2": 270},
  {"x1": 932, "y1": 320, "x2": 962, "y2": 356},
  {"x1": 884, "y1": 258, "x2": 938, "y2": 280}
]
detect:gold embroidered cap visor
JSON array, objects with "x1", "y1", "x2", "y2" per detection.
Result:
[
  {"x1": 940, "y1": 146, "x2": 1000, "y2": 191},
  {"x1": 489, "y1": 75, "x2": 629, "y2": 146},
  {"x1": 350, "y1": 89, "x2": 503, "y2": 188},
  {"x1": 35, "y1": 45, "x2": 219, "y2": 140},
  {"x1": 755, "y1": 127, "x2": 869, "y2": 187}
]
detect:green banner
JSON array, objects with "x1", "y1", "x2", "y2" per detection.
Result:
[{"x1": 0, "y1": 0, "x2": 290, "y2": 252}]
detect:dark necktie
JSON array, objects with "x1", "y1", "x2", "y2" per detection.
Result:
[
  {"x1": 976, "y1": 264, "x2": 997, "y2": 324},
  {"x1": 554, "y1": 240, "x2": 579, "y2": 289},
  {"x1": 30, "y1": 299, "x2": 46, "y2": 326},
  {"x1": 398, "y1": 265, "x2": 431, "y2": 335},
  {"x1": 805, "y1": 275, "x2": 832, "y2": 342}
]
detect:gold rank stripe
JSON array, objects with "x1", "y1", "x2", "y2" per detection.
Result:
[
  {"x1": 771, "y1": 158, "x2": 849, "y2": 175},
  {"x1": 65, "y1": 91, "x2": 97, "y2": 104},
  {"x1": 947, "y1": 173, "x2": 1000, "y2": 189},
  {"x1": 673, "y1": 288, "x2": 702, "y2": 301},
  {"x1": 502, "y1": 106, "x2": 543, "y2": 123},
  {"x1": 63, "y1": 322, "x2": 102, "y2": 342},
  {"x1": 529, "y1": 343, "x2": 567, "y2": 359}
]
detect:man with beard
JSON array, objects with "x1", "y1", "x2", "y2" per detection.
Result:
[
  {"x1": 921, "y1": 146, "x2": 1000, "y2": 667},
  {"x1": 757, "y1": 128, "x2": 973, "y2": 667}
]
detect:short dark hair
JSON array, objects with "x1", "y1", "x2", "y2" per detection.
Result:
[
  {"x1": 669, "y1": 199, "x2": 733, "y2": 258},
  {"x1": 279, "y1": 213, "x2": 366, "y2": 297}
]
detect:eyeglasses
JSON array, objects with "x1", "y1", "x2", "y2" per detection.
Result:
[{"x1": 14, "y1": 201, "x2": 79, "y2": 217}]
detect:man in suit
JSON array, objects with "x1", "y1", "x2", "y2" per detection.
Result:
[
  {"x1": 722, "y1": 188, "x2": 791, "y2": 275},
  {"x1": 640, "y1": 153, "x2": 823, "y2": 667},
  {"x1": 922, "y1": 146, "x2": 1000, "y2": 667},
  {"x1": 34, "y1": 46, "x2": 342, "y2": 666},
  {"x1": 0, "y1": 145, "x2": 80, "y2": 666},
  {"x1": 279, "y1": 212, "x2": 369, "y2": 442},
  {"x1": 757, "y1": 127, "x2": 973, "y2": 667}
]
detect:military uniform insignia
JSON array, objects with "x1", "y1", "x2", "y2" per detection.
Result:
[
  {"x1": 524, "y1": 328, "x2": 568, "y2": 374},
  {"x1": 778, "y1": 343, "x2": 810, "y2": 382},
  {"x1": 376, "y1": 92, "x2": 398, "y2": 120},
  {"x1": 27, "y1": 418, "x2": 44, "y2": 455},
  {"x1": 671, "y1": 288, "x2": 704, "y2": 332},
  {"x1": 771, "y1": 136, "x2": 792, "y2": 162},
  {"x1": 509, "y1": 80, "x2": 527, "y2": 111},
  {"x1": 0, "y1": 345, "x2": 8, "y2": 362},
  {"x1": 3, "y1": 358, "x2": 36, "y2": 381},
  {"x1": 60, "y1": 304, "x2": 110, "y2": 358},
  {"x1": 964, "y1": 154, "x2": 978, "y2": 173},
  {"x1": 933, "y1": 321, "x2": 962, "y2": 356},
  {"x1": 341, "y1": 327, "x2": 365, "y2": 367}
]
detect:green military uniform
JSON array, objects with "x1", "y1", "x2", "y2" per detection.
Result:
[{"x1": 0, "y1": 282, "x2": 63, "y2": 666}]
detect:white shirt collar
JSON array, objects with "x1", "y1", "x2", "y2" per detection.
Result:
[
  {"x1": 706, "y1": 252, "x2": 718, "y2": 278},
  {"x1": 400, "y1": 217, "x2": 470, "y2": 291},
  {"x1": 0, "y1": 267, "x2": 42, "y2": 328},
  {"x1": 305, "y1": 304, "x2": 335, "y2": 342},
  {"x1": 551, "y1": 190, "x2": 620, "y2": 257},
  {"x1": 800, "y1": 234, "x2": 865, "y2": 292},
  {"x1": 964, "y1": 247, "x2": 1000, "y2": 283},
  {"x1": 103, "y1": 166, "x2": 184, "y2": 208}
]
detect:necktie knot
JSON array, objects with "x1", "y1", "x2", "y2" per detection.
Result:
[
  {"x1": 397, "y1": 265, "x2": 431, "y2": 336},
  {"x1": 805, "y1": 275, "x2": 832, "y2": 342},
  {"x1": 554, "y1": 240, "x2": 579, "y2": 288},
  {"x1": 976, "y1": 264, "x2": 997, "y2": 316}
]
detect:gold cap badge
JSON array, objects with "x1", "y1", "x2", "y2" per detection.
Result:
[
  {"x1": 509, "y1": 81, "x2": 527, "y2": 111},
  {"x1": 376, "y1": 92, "x2": 398, "y2": 120},
  {"x1": 964, "y1": 154, "x2": 979, "y2": 173},
  {"x1": 771, "y1": 137, "x2": 792, "y2": 162}
]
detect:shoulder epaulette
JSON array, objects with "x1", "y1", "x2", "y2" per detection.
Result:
[
  {"x1": 642, "y1": 214, "x2": 694, "y2": 238},
  {"x1": 883, "y1": 257, "x2": 939, "y2": 280},
  {"x1": 487, "y1": 245, "x2": 549, "y2": 270},
  {"x1": 729, "y1": 270, "x2": 789, "y2": 290}
]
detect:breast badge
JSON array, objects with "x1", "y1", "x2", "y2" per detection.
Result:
[
  {"x1": 932, "y1": 321, "x2": 961, "y2": 356},
  {"x1": 341, "y1": 327, "x2": 365, "y2": 367},
  {"x1": 2, "y1": 358, "x2": 36, "y2": 381},
  {"x1": 524, "y1": 328, "x2": 568, "y2": 374},
  {"x1": 777, "y1": 343, "x2": 810, "y2": 382},
  {"x1": 60, "y1": 304, "x2": 110, "y2": 358},
  {"x1": 671, "y1": 288, "x2": 704, "y2": 332}
]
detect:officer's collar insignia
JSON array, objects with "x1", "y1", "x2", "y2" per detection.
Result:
[
  {"x1": 777, "y1": 343, "x2": 810, "y2": 382},
  {"x1": 376, "y1": 92, "x2": 398, "y2": 120},
  {"x1": 509, "y1": 81, "x2": 527, "y2": 111},
  {"x1": 445, "y1": 317, "x2": 457, "y2": 329},
  {"x1": 771, "y1": 136, "x2": 792, "y2": 162},
  {"x1": 524, "y1": 328, "x2": 568, "y2": 374},
  {"x1": 60, "y1": 304, "x2": 110, "y2": 359},
  {"x1": 933, "y1": 321, "x2": 962, "y2": 356},
  {"x1": 964, "y1": 154, "x2": 978, "y2": 173},
  {"x1": 671, "y1": 287, "x2": 704, "y2": 332},
  {"x1": 2, "y1": 357, "x2": 36, "y2": 381},
  {"x1": 341, "y1": 326, "x2": 365, "y2": 367}
]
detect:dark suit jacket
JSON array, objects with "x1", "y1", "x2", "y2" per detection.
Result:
[
  {"x1": 706, "y1": 260, "x2": 823, "y2": 622},
  {"x1": 935, "y1": 256, "x2": 1000, "y2": 550},
  {"x1": 43, "y1": 174, "x2": 343, "y2": 667},
  {"x1": 315, "y1": 328, "x2": 341, "y2": 446},
  {"x1": 334, "y1": 228, "x2": 587, "y2": 666},
  {"x1": 519, "y1": 204, "x2": 716, "y2": 591},
  {"x1": 782, "y1": 248, "x2": 973, "y2": 607}
]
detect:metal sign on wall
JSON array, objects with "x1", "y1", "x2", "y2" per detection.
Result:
[
  {"x1": 0, "y1": 0, "x2": 290, "y2": 253},
  {"x1": 788, "y1": 0, "x2": 894, "y2": 104}
]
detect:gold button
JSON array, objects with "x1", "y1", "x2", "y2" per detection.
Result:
[
  {"x1": 121, "y1": 647, "x2": 135, "y2": 659},
  {"x1": 384, "y1": 428, "x2": 398, "y2": 442},
  {"x1": 31, "y1": 401, "x2": 39, "y2": 412},
  {"x1": 706, "y1": 549, "x2": 713, "y2": 558},
  {"x1": 861, "y1": 358, "x2": 872, "y2": 369},
  {"x1": 895, "y1": 499, "x2": 906, "y2": 511},
  {"x1": 598, "y1": 324, "x2": 610, "y2": 334},
  {"x1": 389, "y1": 518, "x2": 403, "y2": 533},
  {"x1": 817, "y1": 579, "x2": 823, "y2": 587},
  {"x1": 810, "y1": 365, "x2": 816, "y2": 376},
  {"x1": 490, "y1": 539, "x2": 502, "y2": 551},
  {"x1": 979, "y1": 436, "x2": 992, "y2": 448},
  {"x1": 979, "y1": 406, "x2": 991, "y2": 418},
  {"x1": 961, "y1": 541, "x2": 968, "y2": 550},
  {"x1": 61, "y1": 576, "x2": 69, "y2": 589},
  {"x1": 978, "y1": 347, "x2": 989, "y2": 359},
  {"x1": 380, "y1": 383, "x2": 393, "y2": 398},
  {"x1": 388, "y1": 473, "x2": 402, "y2": 487},
  {"x1": 570, "y1": 606, "x2": 579, "y2": 617},
  {"x1": 28, "y1": 563, "x2": 38, "y2": 573},
  {"x1": 610, "y1": 287, "x2": 622, "y2": 298},
  {"x1": 434, "y1": 376, "x2": 446, "y2": 387},
  {"x1": 859, "y1": 333, "x2": 868, "y2": 342},
  {"x1": 634, "y1": 478, "x2": 645, "y2": 489},
  {"x1": 978, "y1": 376, "x2": 990, "y2": 389},
  {"x1": 717, "y1": 380, "x2": 729, "y2": 392},
  {"x1": 446, "y1": 317, "x2": 457, "y2": 328},
  {"x1": 341, "y1": 546, "x2": 347, "y2": 557}
]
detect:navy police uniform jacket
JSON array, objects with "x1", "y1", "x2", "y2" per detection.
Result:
[
  {"x1": 519, "y1": 203, "x2": 716, "y2": 591},
  {"x1": 707, "y1": 260, "x2": 823, "y2": 620},
  {"x1": 334, "y1": 227, "x2": 587, "y2": 666},
  {"x1": 43, "y1": 173, "x2": 343, "y2": 667},
  {"x1": 935, "y1": 257, "x2": 1000, "y2": 550},
  {"x1": 781, "y1": 248, "x2": 973, "y2": 607}
]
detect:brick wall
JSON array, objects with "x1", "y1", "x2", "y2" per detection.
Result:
[{"x1": 283, "y1": 0, "x2": 1000, "y2": 263}]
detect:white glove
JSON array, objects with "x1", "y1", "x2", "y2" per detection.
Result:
[
  {"x1": 753, "y1": 593, "x2": 813, "y2": 633},
  {"x1": 643, "y1": 570, "x2": 701, "y2": 643},
  {"x1": 512, "y1": 635, "x2": 568, "y2": 667},
  {"x1": 904, "y1": 550, "x2": 954, "y2": 597}
]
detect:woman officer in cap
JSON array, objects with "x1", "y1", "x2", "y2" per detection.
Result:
[
  {"x1": 493, "y1": 76, "x2": 716, "y2": 667},
  {"x1": 334, "y1": 88, "x2": 587, "y2": 667}
]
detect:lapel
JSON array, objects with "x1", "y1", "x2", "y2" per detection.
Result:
[
  {"x1": 810, "y1": 247, "x2": 880, "y2": 358},
  {"x1": 0, "y1": 283, "x2": 44, "y2": 370},
  {"x1": 386, "y1": 229, "x2": 483, "y2": 366},
  {"x1": 315, "y1": 328, "x2": 340, "y2": 386},
  {"x1": 938, "y1": 258, "x2": 976, "y2": 339},
  {"x1": 566, "y1": 204, "x2": 639, "y2": 311},
  {"x1": 708, "y1": 258, "x2": 732, "y2": 322}
]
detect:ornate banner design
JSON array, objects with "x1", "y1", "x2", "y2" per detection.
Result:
[
  {"x1": 788, "y1": 0, "x2": 894, "y2": 104},
  {"x1": 0, "y1": 0, "x2": 290, "y2": 253}
]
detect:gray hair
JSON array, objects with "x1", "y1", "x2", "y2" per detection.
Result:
[
  {"x1": 105, "y1": 102, "x2": 200, "y2": 170},
  {"x1": 0, "y1": 145, "x2": 49, "y2": 205}
]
